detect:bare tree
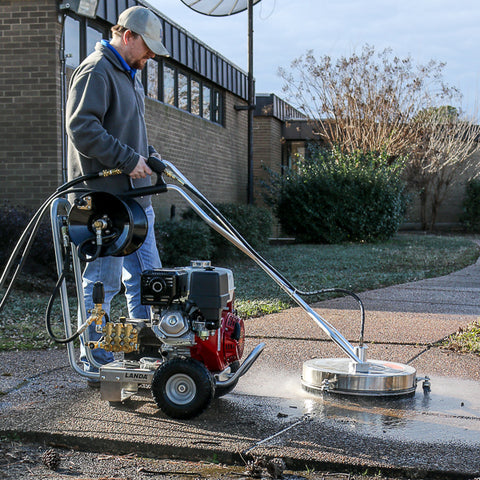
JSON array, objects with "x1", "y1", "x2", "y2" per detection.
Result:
[{"x1": 278, "y1": 45, "x2": 459, "y2": 156}]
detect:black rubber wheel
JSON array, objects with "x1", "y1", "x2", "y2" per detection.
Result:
[
  {"x1": 151, "y1": 357, "x2": 215, "y2": 419},
  {"x1": 214, "y1": 361, "x2": 240, "y2": 398}
]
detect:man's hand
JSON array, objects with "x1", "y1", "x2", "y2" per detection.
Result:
[{"x1": 129, "y1": 155, "x2": 152, "y2": 179}]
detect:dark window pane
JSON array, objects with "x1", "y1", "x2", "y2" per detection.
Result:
[
  {"x1": 86, "y1": 24, "x2": 102, "y2": 56},
  {"x1": 211, "y1": 90, "x2": 216, "y2": 123},
  {"x1": 212, "y1": 89, "x2": 224, "y2": 125},
  {"x1": 163, "y1": 65, "x2": 175, "y2": 106},
  {"x1": 178, "y1": 72, "x2": 188, "y2": 110}
]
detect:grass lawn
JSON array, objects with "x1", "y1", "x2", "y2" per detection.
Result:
[
  {"x1": 1, "y1": 233, "x2": 479, "y2": 352},
  {"x1": 232, "y1": 233, "x2": 480, "y2": 317}
]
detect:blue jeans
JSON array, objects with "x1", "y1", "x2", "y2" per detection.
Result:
[{"x1": 80, "y1": 205, "x2": 161, "y2": 371}]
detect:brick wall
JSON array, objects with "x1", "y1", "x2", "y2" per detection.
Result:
[
  {"x1": 145, "y1": 93, "x2": 248, "y2": 219},
  {"x1": 402, "y1": 150, "x2": 480, "y2": 230},
  {"x1": 0, "y1": 0, "x2": 62, "y2": 207},
  {"x1": 0, "y1": 1, "x2": 249, "y2": 216},
  {"x1": 252, "y1": 115, "x2": 282, "y2": 206}
]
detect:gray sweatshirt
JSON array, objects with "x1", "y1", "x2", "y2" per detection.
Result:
[{"x1": 66, "y1": 42, "x2": 155, "y2": 208}]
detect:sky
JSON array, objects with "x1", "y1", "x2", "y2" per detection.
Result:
[{"x1": 147, "y1": 0, "x2": 480, "y2": 116}]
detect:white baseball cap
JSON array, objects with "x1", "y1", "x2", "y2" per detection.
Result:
[{"x1": 117, "y1": 6, "x2": 170, "y2": 57}]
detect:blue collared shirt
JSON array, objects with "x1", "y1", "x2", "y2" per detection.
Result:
[{"x1": 101, "y1": 39, "x2": 137, "y2": 80}]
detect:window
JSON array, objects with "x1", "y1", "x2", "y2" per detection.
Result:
[
  {"x1": 191, "y1": 79, "x2": 200, "y2": 116},
  {"x1": 147, "y1": 59, "x2": 158, "y2": 100},
  {"x1": 86, "y1": 24, "x2": 102, "y2": 56},
  {"x1": 211, "y1": 89, "x2": 223, "y2": 124},
  {"x1": 163, "y1": 65, "x2": 175, "y2": 106},
  {"x1": 202, "y1": 85, "x2": 211, "y2": 120},
  {"x1": 65, "y1": 16, "x2": 80, "y2": 68},
  {"x1": 64, "y1": 11, "x2": 248, "y2": 102},
  {"x1": 178, "y1": 72, "x2": 188, "y2": 111},
  {"x1": 145, "y1": 59, "x2": 224, "y2": 125},
  {"x1": 285, "y1": 141, "x2": 309, "y2": 169},
  {"x1": 64, "y1": 14, "x2": 108, "y2": 69}
]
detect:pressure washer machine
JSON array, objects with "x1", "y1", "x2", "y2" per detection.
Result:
[{"x1": 0, "y1": 157, "x2": 429, "y2": 419}]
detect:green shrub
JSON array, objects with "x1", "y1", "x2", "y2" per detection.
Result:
[
  {"x1": 210, "y1": 203, "x2": 273, "y2": 259},
  {"x1": 0, "y1": 202, "x2": 56, "y2": 281},
  {"x1": 183, "y1": 203, "x2": 273, "y2": 260},
  {"x1": 266, "y1": 148, "x2": 408, "y2": 243},
  {"x1": 461, "y1": 179, "x2": 480, "y2": 232},
  {"x1": 155, "y1": 218, "x2": 214, "y2": 267}
]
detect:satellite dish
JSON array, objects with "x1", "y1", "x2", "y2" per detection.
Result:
[{"x1": 180, "y1": 0, "x2": 261, "y2": 16}]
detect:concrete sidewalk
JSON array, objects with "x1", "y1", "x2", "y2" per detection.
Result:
[{"x1": 1, "y1": 256, "x2": 480, "y2": 478}]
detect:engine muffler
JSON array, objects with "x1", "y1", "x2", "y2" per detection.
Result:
[{"x1": 215, "y1": 342, "x2": 266, "y2": 388}]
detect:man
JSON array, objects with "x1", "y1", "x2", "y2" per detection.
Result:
[{"x1": 66, "y1": 6, "x2": 169, "y2": 378}]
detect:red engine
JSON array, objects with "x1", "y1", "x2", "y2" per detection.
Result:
[
  {"x1": 190, "y1": 301, "x2": 245, "y2": 372},
  {"x1": 140, "y1": 263, "x2": 245, "y2": 373}
]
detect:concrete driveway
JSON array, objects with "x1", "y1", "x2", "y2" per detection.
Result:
[{"x1": 1, "y1": 257, "x2": 480, "y2": 478}]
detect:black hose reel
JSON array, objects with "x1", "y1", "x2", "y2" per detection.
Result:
[{"x1": 68, "y1": 191, "x2": 148, "y2": 260}]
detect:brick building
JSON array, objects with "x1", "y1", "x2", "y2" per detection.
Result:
[
  {"x1": 0, "y1": 0, "x2": 475, "y2": 230},
  {"x1": 252, "y1": 94, "x2": 308, "y2": 204},
  {"x1": 252, "y1": 93, "x2": 480, "y2": 230},
  {"x1": 0, "y1": 0, "x2": 250, "y2": 219}
]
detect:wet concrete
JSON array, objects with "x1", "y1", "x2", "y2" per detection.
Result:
[
  {"x1": 238, "y1": 364, "x2": 480, "y2": 446},
  {"x1": 1, "y1": 254, "x2": 480, "y2": 477}
]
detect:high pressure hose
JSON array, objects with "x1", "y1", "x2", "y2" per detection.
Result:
[
  {"x1": 44, "y1": 248, "x2": 86, "y2": 344},
  {"x1": 44, "y1": 248, "x2": 109, "y2": 344}
]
